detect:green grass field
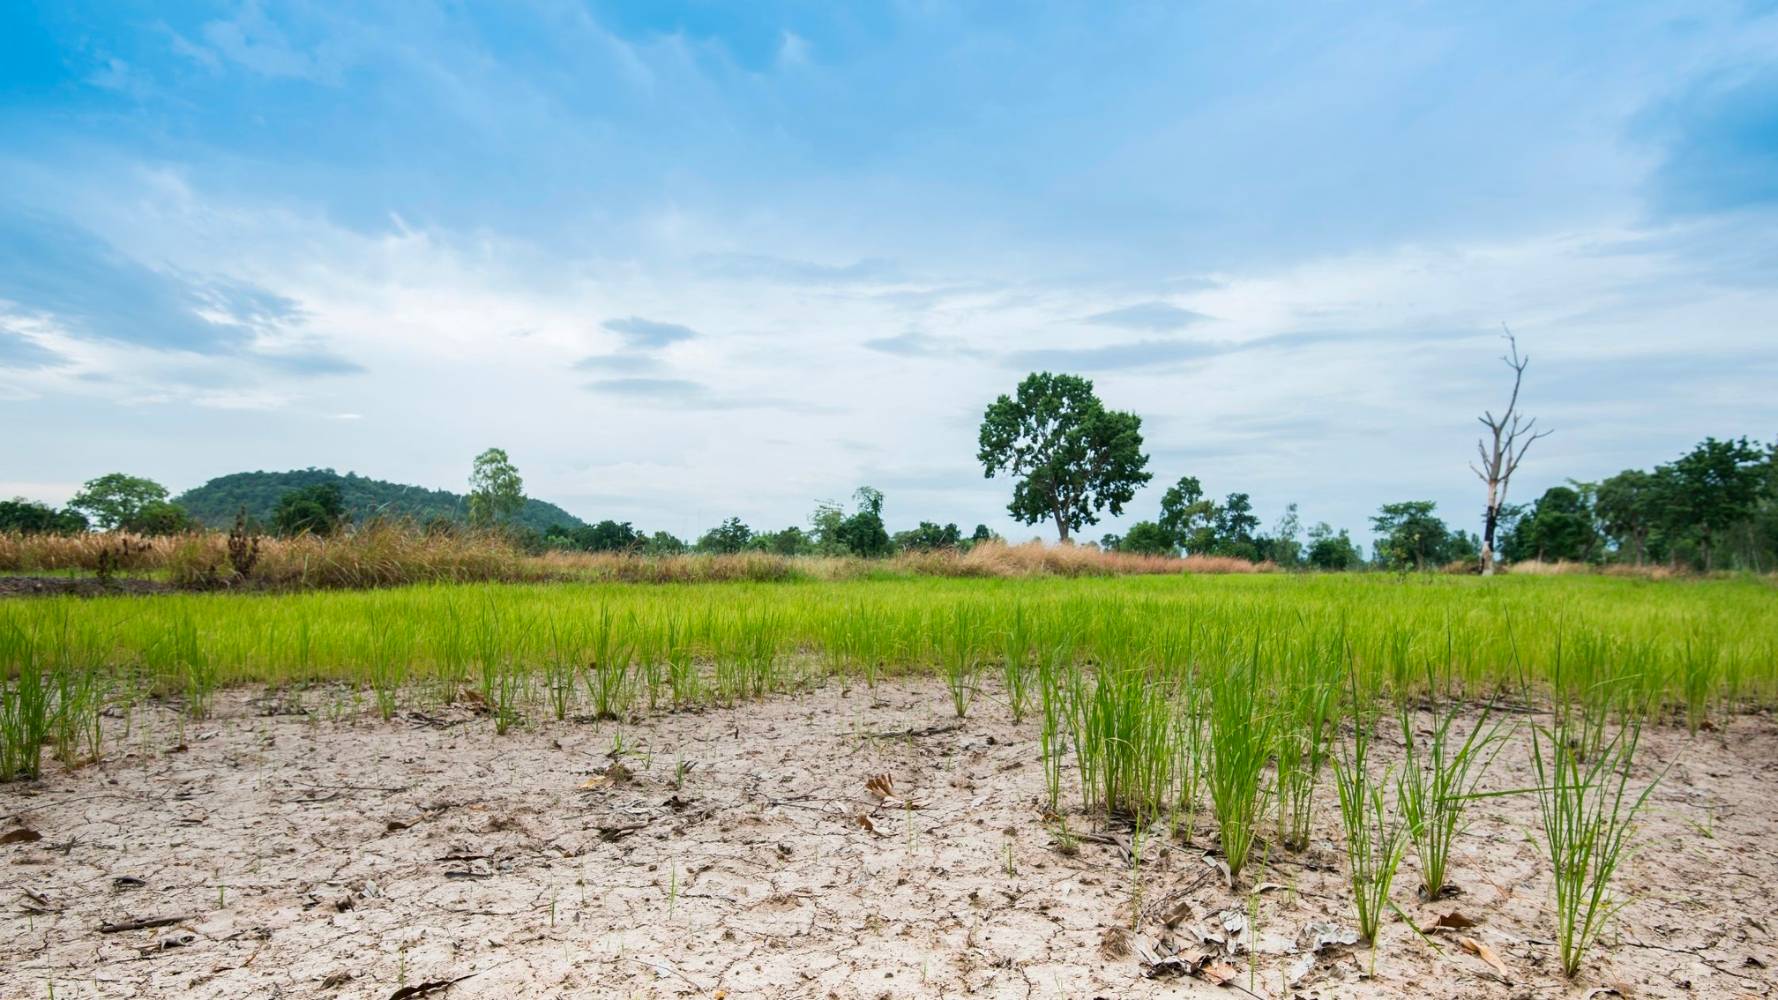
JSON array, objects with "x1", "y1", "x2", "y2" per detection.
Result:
[
  {"x1": 6, "y1": 572, "x2": 1772, "y2": 978},
  {"x1": 5, "y1": 573, "x2": 1774, "y2": 715}
]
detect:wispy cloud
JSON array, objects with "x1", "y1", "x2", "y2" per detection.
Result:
[
  {"x1": 862, "y1": 330, "x2": 985, "y2": 359},
  {"x1": 1082, "y1": 301, "x2": 1211, "y2": 331},
  {"x1": 601, "y1": 316, "x2": 700, "y2": 348}
]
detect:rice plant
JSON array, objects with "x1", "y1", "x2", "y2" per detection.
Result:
[
  {"x1": 1275, "y1": 639, "x2": 1337, "y2": 851},
  {"x1": 1074, "y1": 660, "x2": 1173, "y2": 819},
  {"x1": 0, "y1": 619, "x2": 51, "y2": 781},
  {"x1": 1000, "y1": 604, "x2": 1033, "y2": 723},
  {"x1": 584, "y1": 605, "x2": 634, "y2": 719},
  {"x1": 1206, "y1": 647, "x2": 1276, "y2": 881},
  {"x1": 1396, "y1": 689, "x2": 1505, "y2": 900},
  {"x1": 1531, "y1": 705, "x2": 1660, "y2": 978},
  {"x1": 939, "y1": 605, "x2": 984, "y2": 718},
  {"x1": 1331, "y1": 696, "x2": 1407, "y2": 951}
]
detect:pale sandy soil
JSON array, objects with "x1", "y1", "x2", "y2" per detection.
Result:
[{"x1": 2, "y1": 677, "x2": 1776, "y2": 1000}]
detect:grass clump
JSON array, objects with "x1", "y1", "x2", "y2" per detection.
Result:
[
  {"x1": 1206, "y1": 649, "x2": 1275, "y2": 882},
  {"x1": 1531, "y1": 704, "x2": 1660, "y2": 978},
  {"x1": 1331, "y1": 696, "x2": 1407, "y2": 951}
]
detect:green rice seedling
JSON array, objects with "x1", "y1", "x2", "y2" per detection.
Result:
[
  {"x1": 939, "y1": 605, "x2": 984, "y2": 719},
  {"x1": 1000, "y1": 605, "x2": 1033, "y2": 723},
  {"x1": 1396, "y1": 683, "x2": 1505, "y2": 900},
  {"x1": 473, "y1": 600, "x2": 526, "y2": 734},
  {"x1": 174, "y1": 616, "x2": 218, "y2": 720},
  {"x1": 1173, "y1": 672, "x2": 1207, "y2": 845},
  {"x1": 1275, "y1": 640, "x2": 1336, "y2": 851},
  {"x1": 584, "y1": 605, "x2": 634, "y2": 719},
  {"x1": 1531, "y1": 705, "x2": 1660, "y2": 978},
  {"x1": 0, "y1": 620, "x2": 51, "y2": 781},
  {"x1": 1207, "y1": 647, "x2": 1276, "y2": 881},
  {"x1": 1678, "y1": 629, "x2": 1719, "y2": 734},
  {"x1": 664, "y1": 618, "x2": 699, "y2": 708},
  {"x1": 365, "y1": 612, "x2": 412, "y2": 721},
  {"x1": 1075, "y1": 660, "x2": 1174, "y2": 819},
  {"x1": 635, "y1": 620, "x2": 667, "y2": 711},
  {"x1": 1331, "y1": 694, "x2": 1407, "y2": 954},
  {"x1": 1037, "y1": 639, "x2": 1072, "y2": 813},
  {"x1": 741, "y1": 612, "x2": 784, "y2": 698},
  {"x1": 542, "y1": 614, "x2": 583, "y2": 721}
]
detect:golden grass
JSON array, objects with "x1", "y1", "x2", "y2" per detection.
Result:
[{"x1": 0, "y1": 528, "x2": 1273, "y2": 588}]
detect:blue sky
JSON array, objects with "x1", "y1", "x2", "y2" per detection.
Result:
[{"x1": 3, "y1": 2, "x2": 1776, "y2": 545}]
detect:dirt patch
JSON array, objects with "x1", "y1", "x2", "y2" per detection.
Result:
[
  {"x1": 0, "y1": 575, "x2": 178, "y2": 599},
  {"x1": 2, "y1": 679, "x2": 1775, "y2": 999}
]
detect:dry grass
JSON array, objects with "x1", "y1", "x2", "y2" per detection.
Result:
[
  {"x1": 0, "y1": 529, "x2": 1270, "y2": 590},
  {"x1": 894, "y1": 539, "x2": 1270, "y2": 577},
  {"x1": 1507, "y1": 559, "x2": 1684, "y2": 580}
]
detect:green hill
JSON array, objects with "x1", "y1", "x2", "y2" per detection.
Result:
[{"x1": 174, "y1": 469, "x2": 586, "y2": 535}]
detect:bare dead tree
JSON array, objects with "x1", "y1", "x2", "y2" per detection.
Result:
[{"x1": 1472, "y1": 327, "x2": 1551, "y2": 575}]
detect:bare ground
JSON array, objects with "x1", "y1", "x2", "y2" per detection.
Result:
[{"x1": 3, "y1": 677, "x2": 1776, "y2": 999}]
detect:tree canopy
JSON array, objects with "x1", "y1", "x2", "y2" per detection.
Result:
[
  {"x1": 978, "y1": 372, "x2": 1151, "y2": 541},
  {"x1": 467, "y1": 448, "x2": 526, "y2": 528},
  {"x1": 68, "y1": 473, "x2": 171, "y2": 531}
]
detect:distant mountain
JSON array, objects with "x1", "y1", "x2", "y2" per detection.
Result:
[{"x1": 174, "y1": 468, "x2": 586, "y2": 535}]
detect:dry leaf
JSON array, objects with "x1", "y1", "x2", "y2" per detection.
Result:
[
  {"x1": 853, "y1": 813, "x2": 877, "y2": 834},
  {"x1": 1, "y1": 828, "x2": 42, "y2": 845},
  {"x1": 865, "y1": 773, "x2": 894, "y2": 801},
  {"x1": 1435, "y1": 911, "x2": 1478, "y2": 930},
  {"x1": 1198, "y1": 960, "x2": 1239, "y2": 986},
  {"x1": 1459, "y1": 936, "x2": 1512, "y2": 981}
]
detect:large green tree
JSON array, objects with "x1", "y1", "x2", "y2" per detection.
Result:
[
  {"x1": 1512, "y1": 485, "x2": 1599, "y2": 562},
  {"x1": 68, "y1": 473, "x2": 170, "y2": 531},
  {"x1": 1594, "y1": 468, "x2": 1660, "y2": 565},
  {"x1": 274, "y1": 483, "x2": 347, "y2": 537},
  {"x1": 1158, "y1": 476, "x2": 1218, "y2": 553},
  {"x1": 978, "y1": 373, "x2": 1151, "y2": 542},
  {"x1": 0, "y1": 498, "x2": 87, "y2": 535},
  {"x1": 1371, "y1": 500, "x2": 1453, "y2": 571},
  {"x1": 1659, "y1": 436, "x2": 1767, "y2": 571},
  {"x1": 467, "y1": 448, "x2": 526, "y2": 528}
]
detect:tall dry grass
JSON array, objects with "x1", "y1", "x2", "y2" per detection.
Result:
[
  {"x1": 0, "y1": 528, "x2": 1270, "y2": 590},
  {"x1": 892, "y1": 539, "x2": 1270, "y2": 577}
]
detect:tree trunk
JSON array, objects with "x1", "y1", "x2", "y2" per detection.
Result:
[
  {"x1": 1480, "y1": 481, "x2": 1501, "y2": 576},
  {"x1": 1054, "y1": 511, "x2": 1070, "y2": 543}
]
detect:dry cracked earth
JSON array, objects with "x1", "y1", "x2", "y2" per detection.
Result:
[{"x1": 3, "y1": 676, "x2": 1777, "y2": 999}]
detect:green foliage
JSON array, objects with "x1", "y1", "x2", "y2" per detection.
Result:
[
  {"x1": 1113, "y1": 520, "x2": 1175, "y2": 556},
  {"x1": 126, "y1": 500, "x2": 194, "y2": 535},
  {"x1": 642, "y1": 531, "x2": 688, "y2": 556},
  {"x1": 467, "y1": 448, "x2": 526, "y2": 528},
  {"x1": 752, "y1": 526, "x2": 815, "y2": 555},
  {"x1": 547, "y1": 520, "x2": 643, "y2": 552},
  {"x1": 894, "y1": 521, "x2": 963, "y2": 551},
  {"x1": 697, "y1": 517, "x2": 753, "y2": 554},
  {"x1": 1159, "y1": 476, "x2": 1218, "y2": 552},
  {"x1": 978, "y1": 372, "x2": 1151, "y2": 541},
  {"x1": 1594, "y1": 469, "x2": 1660, "y2": 565},
  {"x1": 174, "y1": 468, "x2": 584, "y2": 535},
  {"x1": 1507, "y1": 485, "x2": 1601, "y2": 563},
  {"x1": 1658, "y1": 436, "x2": 1767, "y2": 570},
  {"x1": 68, "y1": 473, "x2": 169, "y2": 531},
  {"x1": 835, "y1": 486, "x2": 892, "y2": 557},
  {"x1": 1371, "y1": 501, "x2": 1460, "y2": 570},
  {"x1": 274, "y1": 482, "x2": 347, "y2": 537},
  {"x1": 0, "y1": 498, "x2": 87, "y2": 535},
  {"x1": 1307, "y1": 522, "x2": 1363, "y2": 570}
]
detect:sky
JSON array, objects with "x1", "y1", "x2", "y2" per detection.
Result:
[{"x1": 3, "y1": 2, "x2": 1776, "y2": 546}]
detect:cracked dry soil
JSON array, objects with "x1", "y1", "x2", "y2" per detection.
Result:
[{"x1": 3, "y1": 676, "x2": 1777, "y2": 999}]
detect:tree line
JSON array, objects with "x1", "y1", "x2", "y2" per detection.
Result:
[{"x1": 6, "y1": 367, "x2": 1775, "y2": 572}]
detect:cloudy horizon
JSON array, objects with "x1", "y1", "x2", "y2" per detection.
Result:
[{"x1": 4, "y1": 3, "x2": 1776, "y2": 545}]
